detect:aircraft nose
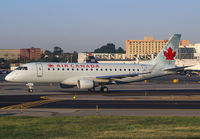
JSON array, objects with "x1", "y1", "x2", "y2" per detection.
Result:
[{"x1": 5, "y1": 74, "x2": 12, "y2": 81}]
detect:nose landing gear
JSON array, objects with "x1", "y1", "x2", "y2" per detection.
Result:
[{"x1": 26, "y1": 83, "x2": 34, "y2": 93}]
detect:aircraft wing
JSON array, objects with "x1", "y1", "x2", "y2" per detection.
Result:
[
  {"x1": 96, "y1": 72, "x2": 150, "y2": 79},
  {"x1": 164, "y1": 66, "x2": 191, "y2": 71}
]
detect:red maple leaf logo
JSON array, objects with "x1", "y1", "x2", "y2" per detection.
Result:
[
  {"x1": 163, "y1": 47, "x2": 176, "y2": 60},
  {"x1": 88, "y1": 53, "x2": 93, "y2": 56},
  {"x1": 48, "y1": 64, "x2": 53, "y2": 68}
]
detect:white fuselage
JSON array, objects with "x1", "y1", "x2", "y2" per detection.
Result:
[{"x1": 5, "y1": 62, "x2": 172, "y2": 85}]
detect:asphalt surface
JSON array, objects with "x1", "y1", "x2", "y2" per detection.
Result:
[
  {"x1": 33, "y1": 100, "x2": 200, "y2": 109},
  {"x1": 1, "y1": 74, "x2": 200, "y2": 116}
]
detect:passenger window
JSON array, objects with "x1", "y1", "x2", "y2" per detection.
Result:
[
  {"x1": 96, "y1": 69, "x2": 98, "y2": 71},
  {"x1": 48, "y1": 68, "x2": 50, "y2": 71},
  {"x1": 115, "y1": 69, "x2": 117, "y2": 71},
  {"x1": 62, "y1": 68, "x2": 64, "y2": 71},
  {"x1": 105, "y1": 69, "x2": 107, "y2": 71},
  {"x1": 81, "y1": 68, "x2": 83, "y2": 71},
  {"x1": 101, "y1": 69, "x2": 103, "y2": 71},
  {"x1": 77, "y1": 68, "x2": 79, "y2": 71},
  {"x1": 110, "y1": 69, "x2": 112, "y2": 71},
  {"x1": 91, "y1": 69, "x2": 93, "y2": 71},
  {"x1": 128, "y1": 69, "x2": 130, "y2": 71},
  {"x1": 86, "y1": 69, "x2": 88, "y2": 71},
  {"x1": 120, "y1": 69, "x2": 122, "y2": 71},
  {"x1": 53, "y1": 68, "x2": 55, "y2": 71},
  {"x1": 133, "y1": 69, "x2": 135, "y2": 71},
  {"x1": 72, "y1": 68, "x2": 74, "y2": 71},
  {"x1": 67, "y1": 68, "x2": 69, "y2": 71},
  {"x1": 57, "y1": 68, "x2": 60, "y2": 71},
  {"x1": 124, "y1": 69, "x2": 126, "y2": 71},
  {"x1": 137, "y1": 69, "x2": 139, "y2": 71}
]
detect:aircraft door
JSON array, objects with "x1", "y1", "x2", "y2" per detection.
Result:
[{"x1": 36, "y1": 63, "x2": 43, "y2": 77}]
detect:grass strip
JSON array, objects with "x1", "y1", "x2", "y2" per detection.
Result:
[{"x1": 1, "y1": 116, "x2": 200, "y2": 139}]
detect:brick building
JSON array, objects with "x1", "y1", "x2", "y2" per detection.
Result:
[{"x1": 20, "y1": 47, "x2": 41, "y2": 60}]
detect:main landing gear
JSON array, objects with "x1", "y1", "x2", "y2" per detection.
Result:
[
  {"x1": 100, "y1": 86, "x2": 108, "y2": 92},
  {"x1": 88, "y1": 88, "x2": 95, "y2": 92},
  {"x1": 88, "y1": 86, "x2": 109, "y2": 92},
  {"x1": 26, "y1": 83, "x2": 34, "y2": 93}
]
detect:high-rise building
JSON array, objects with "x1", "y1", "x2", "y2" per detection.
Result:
[{"x1": 126, "y1": 36, "x2": 190, "y2": 59}]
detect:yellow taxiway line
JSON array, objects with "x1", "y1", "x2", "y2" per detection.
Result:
[{"x1": 0, "y1": 96, "x2": 60, "y2": 109}]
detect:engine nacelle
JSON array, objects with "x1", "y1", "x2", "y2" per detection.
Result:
[
  {"x1": 77, "y1": 79, "x2": 94, "y2": 89},
  {"x1": 59, "y1": 83, "x2": 75, "y2": 88}
]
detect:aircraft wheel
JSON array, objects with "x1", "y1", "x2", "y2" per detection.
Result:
[
  {"x1": 28, "y1": 89, "x2": 33, "y2": 93},
  {"x1": 100, "y1": 87, "x2": 108, "y2": 92},
  {"x1": 88, "y1": 88, "x2": 95, "y2": 92}
]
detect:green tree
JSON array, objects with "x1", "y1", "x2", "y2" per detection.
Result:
[
  {"x1": 72, "y1": 51, "x2": 78, "y2": 62},
  {"x1": 115, "y1": 47, "x2": 125, "y2": 53},
  {"x1": 94, "y1": 43, "x2": 115, "y2": 53}
]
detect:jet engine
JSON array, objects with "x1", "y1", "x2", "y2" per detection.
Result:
[
  {"x1": 77, "y1": 79, "x2": 94, "y2": 89},
  {"x1": 59, "y1": 83, "x2": 75, "y2": 88}
]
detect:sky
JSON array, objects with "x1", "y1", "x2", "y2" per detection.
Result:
[{"x1": 0, "y1": 0, "x2": 200, "y2": 52}]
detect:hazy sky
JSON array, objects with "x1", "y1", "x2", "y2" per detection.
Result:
[{"x1": 0, "y1": 0, "x2": 200, "y2": 52}]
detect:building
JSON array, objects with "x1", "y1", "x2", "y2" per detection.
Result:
[
  {"x1": 178, "y1": 43, "x2": 200, "y2": 59},
  {"x1": 126, "y1": 36, "x2": 190, "y2": 59},
  {"x1": 20, "y1": 47, "x2": 41, "y2": 60},
  {"x1": 78, "y1": 53, "x2": 127, "y2": 63},
  {"x1": 0, "y1": 49, "x2": 20, "y2": 60}
]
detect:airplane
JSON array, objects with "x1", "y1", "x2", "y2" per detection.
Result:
[{"x1": 5, "y1": 34, "x2": 185, "y2": 93}]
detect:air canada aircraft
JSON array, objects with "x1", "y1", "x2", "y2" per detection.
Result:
[{"x1": 5, "y1": 34, "x2": 186, "y2": 93}]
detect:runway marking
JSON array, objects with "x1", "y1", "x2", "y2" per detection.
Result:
[{"x1": 0, "y1": 97, "x2": 61, "y2": 109}]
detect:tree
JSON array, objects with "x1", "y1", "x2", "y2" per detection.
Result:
[
  {"x1": 115, "y1": 47, "x2": 125, "y2": 53},
  {"x1": 72, "y1": 51, "x2": 78, "y2": 62},
  {"x1": 94, "y1": 43, "x2": 115, "y2": 53},
  {"x1": 94, "y1": 43, "x2": 125, "y2": 53}
]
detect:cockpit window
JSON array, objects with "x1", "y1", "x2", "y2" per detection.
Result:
[{"x1": 16, "y1": 66, "x2": 28, "y2": 70}]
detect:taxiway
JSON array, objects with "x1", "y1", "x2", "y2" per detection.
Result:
[{"x1": 1, "y1": 75, "x2": 200, "y2": 116}]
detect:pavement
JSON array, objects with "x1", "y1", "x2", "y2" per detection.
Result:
[{"x1": 1, "y1": 75, "x2": 200, "y2": 116}]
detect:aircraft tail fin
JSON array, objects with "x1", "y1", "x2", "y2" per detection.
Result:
[{"x1": 152, "y1": 34, "x2": 181, "y2": 67}]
